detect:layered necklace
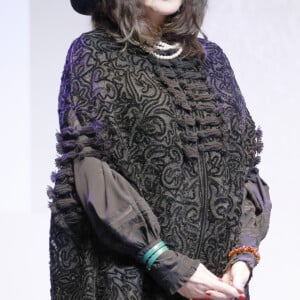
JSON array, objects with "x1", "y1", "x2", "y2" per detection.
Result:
[{"x1": 150, "y1": 41, "x2": 183, "y2": 60}]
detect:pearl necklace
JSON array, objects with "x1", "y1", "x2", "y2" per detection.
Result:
[{"x1": 150, "y1": 41, "x2": 183, "y2": 60}]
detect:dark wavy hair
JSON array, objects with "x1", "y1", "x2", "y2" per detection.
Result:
[{"x1": 92, "y1": 0, "x2": 208, "y2": 57}]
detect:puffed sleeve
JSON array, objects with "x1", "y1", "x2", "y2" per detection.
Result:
[
  {"x1": 228, "y1": 167, "x2": 272, "y2": 269},
  {"x1": 52, "y1": 35, "x2": 199, "y2": 295}
]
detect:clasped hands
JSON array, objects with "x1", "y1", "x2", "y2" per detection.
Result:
[{"x1": 178, "y1": 261, "x2": 250, "y2": 300}]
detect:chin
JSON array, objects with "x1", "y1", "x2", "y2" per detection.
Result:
[{"x1": 145, "y1": 0, "x2": 183, "y2": 16}]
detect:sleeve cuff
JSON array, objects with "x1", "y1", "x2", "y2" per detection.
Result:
[
  {"x1": 227, "y1": 252, "x2": 257, "y2": 271},
  {"x1": 147, "y1": 249, "x2": 200, "y2": 295}
]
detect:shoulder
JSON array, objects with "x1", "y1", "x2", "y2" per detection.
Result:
[
  {"x1": 198, "y1": 38, "x2": 232, "y2": 70},
  {"x1": 198, "y1": 38, "x2": 224, "y2": 54},
  {"x1": 66, "y1": 29, "x2": 121, "y2": 63}
]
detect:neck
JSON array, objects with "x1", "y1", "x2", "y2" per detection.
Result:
[{"x1": 145, "y1": 8, "x2": 166, "y2": 28}]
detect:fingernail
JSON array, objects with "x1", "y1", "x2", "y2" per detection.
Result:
[
  {"x1": 218, "y1": 277, "x2": 223, "y2": 282},
  {"x1": 239, "y1": 295, "x2": 246, "y2": 300}
]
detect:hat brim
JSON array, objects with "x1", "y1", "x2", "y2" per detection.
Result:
[{"x1": 70, "y1": 0, "x2": 96, "y2": 15}]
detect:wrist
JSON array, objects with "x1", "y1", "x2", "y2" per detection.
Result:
[
  {"x1": 137, "y1": 240, "x2": 200, "y2": 295},
  {"x1": 227, "y1": 251, "x2": 257, "y2": 271},
  {"x1": 228, "y1": 246, "x2": 260, "y2": 266},
  {"x1": 149, "y1": 249, "x2": 200, "y2": 295}
]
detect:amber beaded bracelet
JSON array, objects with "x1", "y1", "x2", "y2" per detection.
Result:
[{"x1": 228, "y1": 246, "x2": 261, "y2": 264}]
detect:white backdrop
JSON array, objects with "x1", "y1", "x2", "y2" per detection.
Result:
[{"x1": 1, "y1": 0, "x2": 299, "y2": 299}]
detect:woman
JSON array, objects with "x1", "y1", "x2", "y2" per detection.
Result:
[{"x1": 48, "y1": 0, "x2": 271, "y2": 299}]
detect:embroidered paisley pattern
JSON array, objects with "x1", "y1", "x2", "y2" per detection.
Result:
[{"x1": 48, "y1": 30, "x2": 261, "y2": 299}]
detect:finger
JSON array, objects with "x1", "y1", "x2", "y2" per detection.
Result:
[
  {"x1": 232, "y1": 280, "x2": 245, "y2": 294},
  {"x1": 209, "y1": 279, "x2": 240, "y2": 298},
  {"x1": 205, "y1": 290, "x2": 235, "y2": 300},
  {"x1": 206, "y1": 290, "x2": 247, "y2": 300}
]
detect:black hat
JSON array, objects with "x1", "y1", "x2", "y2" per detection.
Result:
[{"x1": 70, "y1": 0, "x2": 97, "y2": 15}]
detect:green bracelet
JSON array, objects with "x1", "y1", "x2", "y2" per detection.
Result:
[
  {"x1": 146, "y1": 245, "x2": 169, "y2": 271},
  {"x1": 142, "y1": 241, "x2": 166, "y2": 264}
]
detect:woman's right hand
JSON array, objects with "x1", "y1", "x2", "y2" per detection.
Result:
[{"x1": 177, "y1": 263, "x2": 242, "y2": 300}]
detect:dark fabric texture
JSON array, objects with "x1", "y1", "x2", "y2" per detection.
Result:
[{"x1": 48, "y1": 29, "x2": 271, "y2": 299}]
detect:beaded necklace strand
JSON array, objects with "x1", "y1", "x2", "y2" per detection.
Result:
[{"x1": 150, "y1": 41, "x2": 183, "y2": 60}]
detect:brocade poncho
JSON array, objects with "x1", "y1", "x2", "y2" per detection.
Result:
[{"x1": 48, "y1": 29, "x2": 271, "y2": 300}]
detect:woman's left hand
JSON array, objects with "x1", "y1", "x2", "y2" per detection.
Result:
[
  {"x1": 222, "y1": 261, "x2": 251, "y2": 294},
  {"x1": 188, "y1": 262, "x2": 250, "y2": 300}
]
